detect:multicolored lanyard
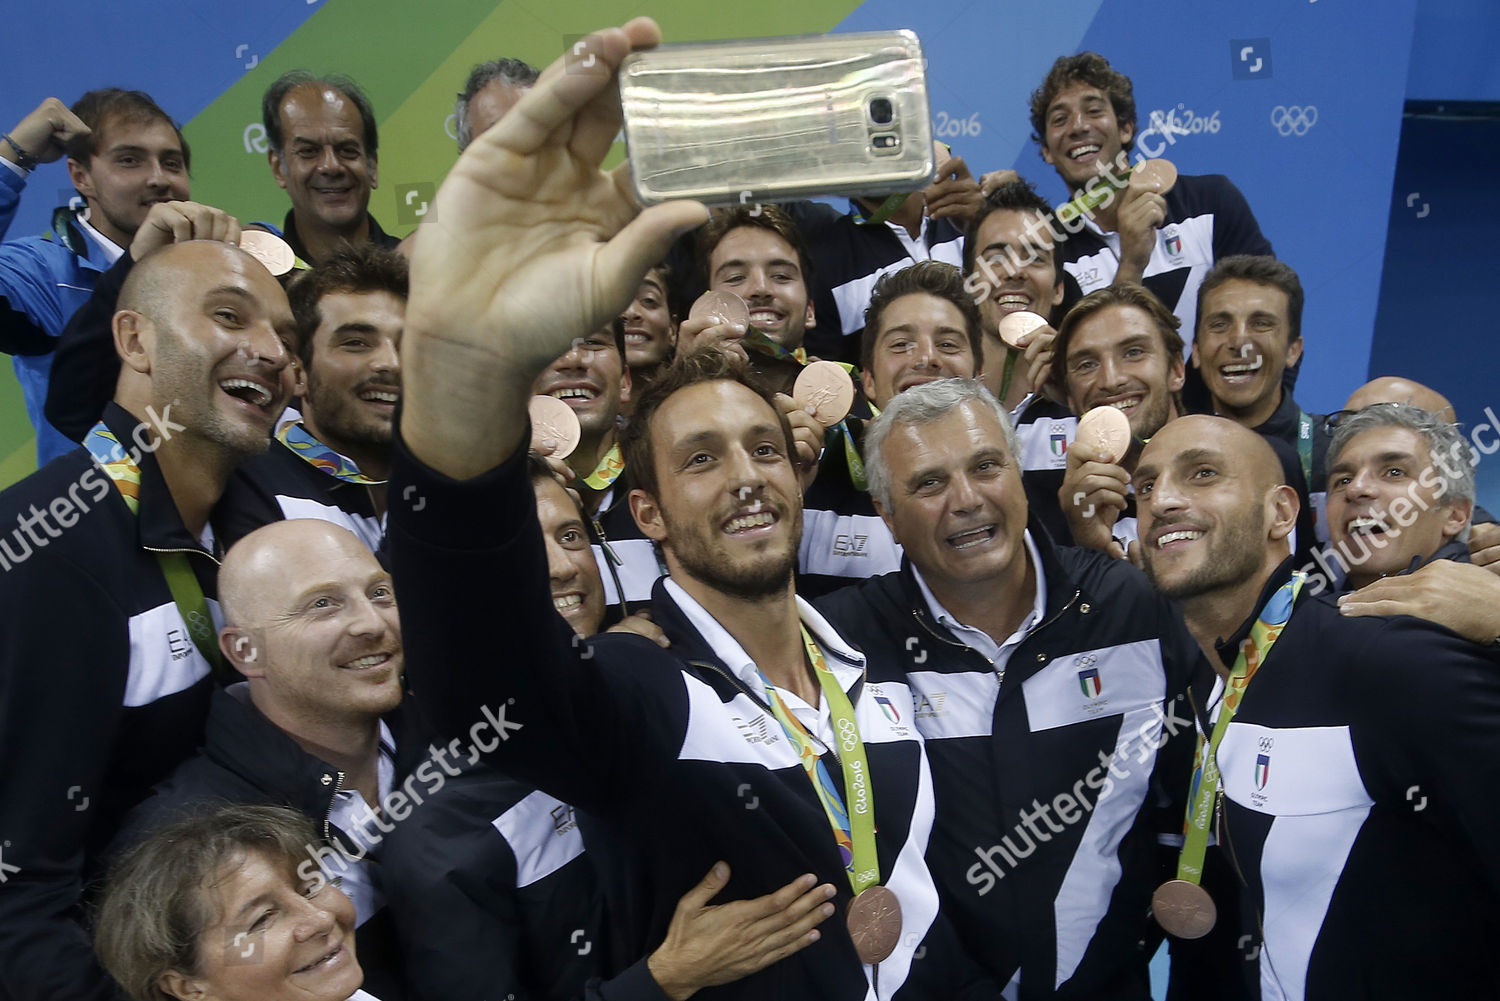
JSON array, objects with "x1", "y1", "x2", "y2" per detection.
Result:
[
  {"x1": 755, "y1": 627, "x2": 880, "y2": 893},
  {"x1": 1174, "y1": 572, "x2": 1305, "y2": 885},
  {"x1": 582, "y1": 442, "x2": 625, "y2": 491},
  {"x1": 277, "y1": 421, "x2": 384, "y2": 485},
  {"x1": 84, "y1": 422, "x2": 222, "y2": 669}
]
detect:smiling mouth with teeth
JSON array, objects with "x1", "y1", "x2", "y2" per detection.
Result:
[
  {"x1": 551, "y1": 388, "x2": 599, "y2": 402},
  {"x1": 1068, "y1": 144, "x2": 1101, "y2": 160},
  {"x1": 725, "y1": 511, "x2": 776, "y2": 534},
  {"x1": 1154, "y1": 529, "x2": 1204, "y2": 548},
  {"x1": 1220, "y1": 357, "x2": 1265, "y2": 378},
  {"x1": 220, "y1": 378, "x2": 274, "y2": 408},
  {"x1": 1344, "y1": 517, "x2": 1388, "y2": 536},
  {"x1": 294, "y1": 942, "x2": 343, "y2": 974},
  {"x1": 341, "y1": 652, "x2": 391, "y2": 670},
  {"x1": 947, "y1": 525, "x2": 996, "y2": 550},
  {"x1": 553, "y1": 593, "x2": 584, "y2": 612}
]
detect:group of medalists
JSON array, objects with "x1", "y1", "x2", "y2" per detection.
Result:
[{"x1": 0, "y1": 15, "x2": 1497, "y2": 1001}]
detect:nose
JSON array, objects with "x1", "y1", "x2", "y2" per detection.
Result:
[
  {"x1": 346, "y1": 592, "x2": 391, "y2": 638},
  {"x1": 144, "y1": 158, "x2": 169, "y2": 191},
  {"x1": 1144, "y1": 471, "x2": 1187, "y2": 524},
  {"x1": 316, "y1": 145, "x2": 342, "y2": 174},
  {"x1": 1343, "y1": 466, "x2": 1379, "y2": 500},
  {"x1": 740, "y1": 268, "x2": 771, "y2": 303},
  {"x1": 911, "y1": 336, "x2": 938, "y2": 370},
  {"x1": 947, "y1": 469, "x2": 983, "y2": 514},
  {"x1": 291, "y1": 886, "x2": 342, "y2": 943},
  {"x1": 369, "y1": 336, "x2": 400, "y2": 378},
  {"x1": 544, "y1": 534, "x2": 580, "y2": 586},
  {"x1": 1097, "y1": 353, "x2": 1126, "y2": 390}
]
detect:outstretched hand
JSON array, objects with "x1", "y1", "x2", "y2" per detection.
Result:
[{"x1": 401, "y1": 18, "x2": 709, "y2": 479}]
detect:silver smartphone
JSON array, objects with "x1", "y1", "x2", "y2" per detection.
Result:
[{"x1": 619, "y1": 30, "x2": 934, "y2": 206}]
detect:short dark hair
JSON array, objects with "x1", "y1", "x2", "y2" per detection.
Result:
[
  {"x1": 285, "y1": 244, "x2": 408, "y2": 365},
  {"x1": 1197, "y1": 255, "x2": 1305, "y2": 344},
  {"x1": 66, "y1": 89, "x2": 190, "y2": 170},
  {"x1": 860, "y1": 261, "x2": 984, "y2": 374},
  {"x1": 1051, "y1": 283, "x2": 1185, "y2": 394},
  {"x1": 455, "y1": 58, "x2": 540, "y2": 149},
  {"x1": 262, "y1": 71, "x2": 379, "y2": 159},
  {"x1": 619, "y1": 349, "x2": 795, "y2": 500},
  {"x1": 1029, "y1": 52, "x2": 1137, "y2": 152},
  {"x1": 94, "y1": 804, "x2": 319, "y2": 1001},
  {"x1": 962, "y1": 179, "x2": 1063, "y2": 318},
  {"x1": 694, "y1": 204, "x2": 815, "y2": 295}
]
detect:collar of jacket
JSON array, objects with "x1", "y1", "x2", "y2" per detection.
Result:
[
  {"x1": 1252, "y1": 388, "x2": 1306, "y2": 443},
  {"x1": 279, "y1": 209, "x2": 398, "y2": 263},
  {"x1": 99, "y1": 401, "x2": 222, "y2": 554},
  {"x1": 1214, "y1": 555, "x2": 1301, "y2": 668},
  {"x1": 896, "y1": 513, "x2": 1078, "y2": 638}
]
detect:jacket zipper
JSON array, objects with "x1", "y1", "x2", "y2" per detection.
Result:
[{"x1": 910, "y1": 587, "x2": 1080, "y2": 690}]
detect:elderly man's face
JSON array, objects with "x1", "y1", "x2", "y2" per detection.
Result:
[
  {"x1": 270, "y1": 84, "x2": 377, "y2": 233},
  {"x1": 1325, "y1": 425, "x2": 1472, "y2": 590},
  {"x1": 874, "y1": 399, "x2": 1030, "y2": 596}
]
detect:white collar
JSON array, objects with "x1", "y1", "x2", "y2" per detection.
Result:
[
  {"x1": 911, "y1": 530, "x2": 1047, "y2": 646},
  {"x1": 662, "y1": 578, "x2": 865, "y2": 696},
  {"x1": 75, "y1": 213, "x2": 124, "y2": 266}
]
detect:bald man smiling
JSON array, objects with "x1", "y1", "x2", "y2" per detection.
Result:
[
  {"x1": 117, "y1": 518, "x2": 416, "y2": 999},
  {"x1": 1135, "y1": 416, "x2": 1500, "y2": 1001}
]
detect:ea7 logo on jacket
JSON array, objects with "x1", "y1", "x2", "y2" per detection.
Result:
[
  {"x1": 833, "y1": 534, "x2": 869, "y2": 557},
  {"x1": 733, "y1": 714, "x2": 779, "y2": 746},
  {"x1": 551, "y1": 803, "x2": 578, "y2": 836},
  {"x1": 914, "y1": 692, "x2": 947, "y2": 718}
]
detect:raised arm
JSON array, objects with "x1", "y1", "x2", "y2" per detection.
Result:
[{"x1": 399, "y1": 17, "x2": 708, "y2": 479}]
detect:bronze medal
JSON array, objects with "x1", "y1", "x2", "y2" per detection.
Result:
[
  {"x1": 238, "y1": 230, "x2": 296, "y2": 277},
  {"x1": 792, "y1": 360, "x2": 855, "y2": 427},
  {"x1": 528, "y1": 395, "x2": 583, "y2": 459},
  {"x1": 846, "y1": 885, "x2": 903, "y2": 965},
  {"x1": 996, "y1": 310, "x2": 1051, "y2": 350},
  {"x1": 1151, "y1": 879, "x2": 1216, "y2": 939},
  {"x1": 688, "y1": 290, "x2": 750, "y2": 331},
  {"x1": 1075, "y1": 405, "x2": 1133, "y2": 464}
]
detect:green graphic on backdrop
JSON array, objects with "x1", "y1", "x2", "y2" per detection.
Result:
[{"x1": 0, "y1": 0, "x2": 858, "y2": 488}]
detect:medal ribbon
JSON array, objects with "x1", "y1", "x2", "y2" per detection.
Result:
[
  {"x1": 755, "y1": 626, "x2": 880, "y2": 894},
  {"x1": 1174, "y1": 572, "x2": 1305, "y2": 885},
  {"x1": 582, "y1": 442, "x2": 626, "y2": 491},
  {"x1": 1296, "y1": 410, "x2": 1314, "y2": 488},
  {"x1": 83, "y1": 423, "x2": 222, "y2": 669},
  {"x1": 276, "y1": 421, "x2": 384, "y2": 485},
  {"x1": 1054, "y1": 161, "x2": 1138, "y2": 225}
]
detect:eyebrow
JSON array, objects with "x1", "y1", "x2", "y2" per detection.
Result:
[
  {"x1": 105, "y1": 143, "x2": 179, "y2": 157},
  {"x1": 1331, "y1": 450, "x2": 1419, "y2": 476},
  {"x1": 330, "y1": 321, "x2": 380, "y2": 337},
  {"x1": 713, "y1": 257, "x2": 800, "y2": 277}
]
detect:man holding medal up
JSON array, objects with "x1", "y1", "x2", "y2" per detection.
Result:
[
  {"x1": 1134, "y1": 415, "x2": 1500, "y2": 1000},
  {"x1": 387, "y1": 18, "x2": 1002, "y2": 1001}
]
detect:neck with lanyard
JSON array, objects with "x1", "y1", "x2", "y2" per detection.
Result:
[
  {"x1": 754, "y1": 625, "x2": 902, "y2": 964},
  {"x1": 84, "y1": 422, "x2": 224, "y2": 672},
  {"x1": 277, "y1": 421, "x2": 385, "y2": 485},
  {"x1": 1152, "y1": 570, "x2": 1306, "y2": 939}
]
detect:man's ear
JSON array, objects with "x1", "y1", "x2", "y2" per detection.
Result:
[
  {"x1": 618, "y1": 362, "x2": 632, "y2": 408},
  {"x1": 221, "y1": 627, "x2": 265, "y2": 680},
  {"x1": 1189, "y1": 342, "x2": 1201, "y2": 371},
  {"x1": 803, "y1": 300, "x2": 816, "y2": 332},
  {"x1": 1285, "y1": 336, "x2": 1304, "y2": 370},
  {"x1": 629, "y1": 488, "x2": 667, "y2": 543},
  {"x1": 157, "y1": 969, "x2": 206, "y2": 1001},
  {"x1": 65, "y1": 157, "x2": 96, "y2": 201},
  {"x1": 268, "y1": 148, "x2": 288, "y2": 190},
  {"x1": 1443, "y1": 497, "x2": 1475, "y2": 542},
  {"x1": 872, "y1": 495, "x2": 898, "y2": 541},
  {"x1": 860, "y1": 367, "x2": 878, "y2": 404},
  {"x1": 367, "y1": 155, "x2": 378, "y2": 191},
  {"x1": 114, "y1": 311, "x2": 152, "y2": 375},
  {"x1": 1120, "y1": 119, "x2": 1136, "y2": 149},
  {"x1": 1266, "y1": 484, "x2": 1300, "y2": 543},
  {"x1": 290, "y1": 355, "x2": 308, "y2": 399},
  {"x1": 1168, "y1": 354, "x2": 1186, "y2": 394}
]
